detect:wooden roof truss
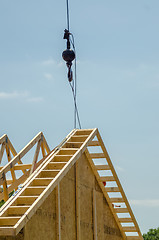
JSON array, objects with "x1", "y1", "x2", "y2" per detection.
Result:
[{"x1": 0, "y1": 129, "x2": 143, "y2": 239}]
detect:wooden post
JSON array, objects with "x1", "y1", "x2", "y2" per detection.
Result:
[
  {"x1": 41, "y1": 141, "x2": 46, "y2": 158},
  {"x1": 30, "y1": 140, "x2": 41, "y2": 175},
  {"x1": 2, "y1": 173, "x2": 9, "y2": 202},
  {"x1": 0, "y1": 143, "x2": 5, "y2": 164},
  {"x1": 93, "y1": 190, "x2": 97, "y2": 240},
  {"x1": 56, "y1": 184, "x2": 61, "y2": 240},
  {"x1": 75, "y1": 161, "x2": 80, "y2": 240},
  {"x1": 5, "y1": 144, "x2": 17, "y2": 188}
]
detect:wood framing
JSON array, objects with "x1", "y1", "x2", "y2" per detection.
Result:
[
  {"x1": 0, "y1": 132, "x2": 50, "y2": 202},
  {"x1": 0, "y1": 129, "x2": 143, "y2": 240}
]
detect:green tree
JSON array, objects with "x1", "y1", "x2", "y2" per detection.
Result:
[{"x1": 143, "y1": 228, "x2": 159, "y2": 240}]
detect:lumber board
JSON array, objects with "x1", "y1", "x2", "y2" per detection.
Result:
[
  {"x1": 75, "y1": 130, "x2": 93, "y2": 135},
  {"x1": 96, "y1": 129, "x2": 143, "y2": 238},
  {"x1": 30, "y1": 139, "x2": 41, "y2": 175},
  {"x1": 0, "y1": 135, "x2": 7, "y2": 145},
  {"x1": 114, "y1": 208, "x2": 129, "y2": 213},
  {"x1": 16, "y1": 196, "x2": 38, "y2": 205},
  {"x1": 84, "y1": 148, "x2": 126, "y2": 240},
  {"x1": 70, "y1": 136, "x2": 88, "y2": 142},
  {"x1": 88, "y1": 141, "x2": 100, "y2": 146},
  {"x1": 59, "y1": 149, "x2": 78, "y2": 155},
  {"x1": 56, "y1": 184, "x2": 61, "y2": 240},
  {"x1": 41, "y1": 141, "x2": 46, "y2": 158},
  {"x1": 14, "y1": 164, "x2": 32, "y2": 170},
  {"x1": 90, "y1": 153, "x2": 105, "y2": 159},
  {"x1": 100, "y1": 176, "x2": 115, "y2": 181},
  {"x1": 3, "y1": 174, "x2": 9, "y2": 202},
  {"x1": 110, "y1": 198, "x2": 124, "y2": 203},
  {"x1": 13, "y1": 129, "x2": 97, "y2": 236},
  {"x1": 105, "y1": 187, "x2": 120, "y2": 192},
  {"x1": 0, "y1": 217, "x2": 20, "y2": 226},
  {"x1": 0, "y1": 143, "x2": 5, "y2": 164},
  {"x1": 8, "y1": 206, "x2": 30, "y2": 216},
  {"x1": 47, "y1": 162, "x2": 66, "y2": 170},
  {"x1": 39, "y1": 170, "x2": 60, "y2": 178},
  {"x1": 123, "y1": 226, "x2": 137, "y2": 232},
  {"x1": 65, "y1": 142, "x2": 83, "y2": 148},
  {"x1": 93, "y1": 190, "x2": 97, "y2": 240},
  {"x1": 24, "y1": 186, "x2": 46, "y2": 196},
  {"x1": 53, "y1": 155, "x2": 73, "y2": 162},
  {"x1": 95, "y1": 164, "x2": 110, "y2": 170},
  {"x1": 119, "y1": 218, "x2": 133, "y2": 223},
  {"x1": 126, "y1": 237, "x2": 141, "y2": 240},
  {"x1": 75, "y1": 161, "x2": 80, "y2": 240},
  {"x1": 0, "y1": 132, "x2": 43, "y2": 178},
  {"x1": 31, "y1": 178, "x2": 53, "y2": 186},
  {"x1": 0, "y1": 227, "x2": 15, "y2": 236}
]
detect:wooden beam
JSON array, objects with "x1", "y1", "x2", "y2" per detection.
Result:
[
  {"x1": 13, "y1": 129, "x2": 97, "y2": 236},
  {"x1": 5, "y1": 145, "x2": 17, "y2": 189},
  {"x1": 70, "y1": 136, "x2": 88, "y2": 142},
  {"x1": 8, "y1": 206, "x2": 30, "y2": 216},
  {"x1": 114, "y1": 208, "x2": 129, "y2": 213},
  {"x1": 0, "y1": 217, "x2": 21, "y2": 226},
  {"x1": 84, "y1": 148, "x2": 126, "y2": 240},
  {"x1": 110, "y1": 198, "x2": 124, "y2": 203},
  {"x1": 56, "y1": 184, "x2": 61, "y2": 240},
  {"x1": 0, "y1": 132, "x2": 43, "y2": 179},
  {"x1": 90, "y1": 153, "x2": 105, "y2": 159},
  {"x1": 0, "y1": 170, "x2": 30, "y2": 202},
  {"x1": 100, "y1": 176, "x2": 115, "y2": 181},
  {"x1": 119, "y1": 218, "x2": 133, "y2": 223},
  {"x1": 75, "y1": 161, "x2": 80, "y2": 240},
  {"x1": 93, "y1": 190, "x2": 97, "y2": 240},
  {"x1": 41, "y1": 141, "x2": 46, "y2": 158},
  {"x1": 47, "y1": 162, "x2": 66, "y2": 170},
  {"x1": 31, "y1": 178, "x2": 53, "y2": 186},
  {"x1": 0, "y1": 143, "x2": 5, "y2": 164},
  {"x1": 105, "y1": 187, "x2": 119, "y2": 192},
  {"x1": 122, "y1": 227, "x2": 137, "y2": 232},
  {"x1": 43, "y1": 135, "x2": 50, "y2": 154},
  {"x1": 126, "y1": 237, "x2": 141, "y2": 240},
  {"x1": 95, "y1": 165, "x2": 110, "y2": 170},
  {"x1": 96, "y1": 129, "x2": 143, "y2": 238},
  {"x1": 14, "y1": 164, "x2": 32, "y2": 170},
  {"x1": 0, "y1": 135, "x2": 7, "y2": 145},
  {"x1": 30, "y1": 139, "x2": 41, "y2": 175},
  {"x1": 88, "y1": 141, "x2": 100, "y2": 146},
  {"x1": 2, "y1": 174, "x2": 9, "y2": 202}
]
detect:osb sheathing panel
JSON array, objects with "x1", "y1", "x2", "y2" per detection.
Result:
[
  {"x1": 78, "y1": 154, "x2": 94, "y2": 240},
  {"x1": 60, "y1": 165, "x2": 76, "y2": 240},
  {"x1": 96, "y1": 191, "x2": 104, "y2": 239},
  {"x1": 0, "y1": 152, "x2": 123, "y2": 240},
  {"x1": 24, "y1": 189, "x2": 57, "y2": 240}
]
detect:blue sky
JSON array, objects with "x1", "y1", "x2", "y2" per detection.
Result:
[{"x1": 0, "y1": 0, "x2": 159, "y2": 234}]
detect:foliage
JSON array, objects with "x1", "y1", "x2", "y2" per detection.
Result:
[
  {"x1": 143, "y1": 228, "x2": 159, "y2": 240},
  {"x1": 0, "y1": 190, "x2": 14, "y2": 208}
]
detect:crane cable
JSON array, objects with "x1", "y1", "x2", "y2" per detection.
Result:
[{"x1": 63, "y1": 0, "x2": 82, "y2": 129}]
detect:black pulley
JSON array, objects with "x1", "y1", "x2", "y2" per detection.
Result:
[{"x1": 62, "y1": 49, "x2": 75, "y2": 62}]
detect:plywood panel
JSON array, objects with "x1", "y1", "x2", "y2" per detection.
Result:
[
  {"x1": 96, "y1": 191, "x2": 104, "y2": 239},
  {"x1": 60, "y1": 165, "x2": 76, "y2": 240},
  {"x1": 24, "y1": 189, "x2": 56, "y2": 240}
]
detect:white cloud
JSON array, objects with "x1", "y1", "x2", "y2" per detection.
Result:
[
  {"x1": 0, "y1": 91, "x2": 28, "y2": 99},
  {"x1": 115, "y1": 165, "x2": 125, "y2": 172},
  {"x1": 41, "y1": 58, "x2": 56, "y2": 66},
  {"x1": 0, "y1": 91, "x2": 43, "y2": 103},
  {"x1": 130, "y1": 199, "x2": 159, "y2": 207},
  {"x1": 27, "y1": 97, "x2": 44, "y2": 103},
  {"x1": 44, "y1": 73, "x2": 53, "y2": 80}
]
